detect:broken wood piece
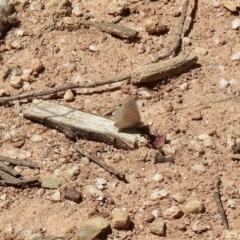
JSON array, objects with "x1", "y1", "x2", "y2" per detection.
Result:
[
  {"x1": 75, "y1": 145, "x2": 126, "y2": 181},
  {"x1": 22, "y1": 99, "x2": 148, "y2": 149},
  {"x1": 0, "y1": 169, "x2": 40, "y2": 188},
  {"x1": 132, "y1": 55, "x2": 197, "y2": 84},
  {"x1": 0, "y1": 162, "x2": 21, "y2": 177},
  {"x1": 213, "y1": 175, "x2": 229, "y2": 230},
  {"x1": 0, "y1": 155, "x2": 38, "y2": 168},
  {"x1": 79, "y1": 20, "x2": 138, "y2": 39},
  {"x1": 231, "y1": 154, "x2": 240, "y2": 160}
]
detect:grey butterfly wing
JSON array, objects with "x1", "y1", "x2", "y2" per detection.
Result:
[{"x1": 114, "y1": 96, "x2": 141, "y2": 129}]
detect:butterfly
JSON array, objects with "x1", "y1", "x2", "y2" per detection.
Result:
[{"x1": 114, "y1": 96, "x2": 143, "y2": 129}]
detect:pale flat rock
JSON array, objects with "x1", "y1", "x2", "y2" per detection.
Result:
[
  {"x1": 76, "y1": 217, "x2": 110, "y2": 240},
  {"x1": 41, "y1": 177, "x2": 62, "y2": 189}
]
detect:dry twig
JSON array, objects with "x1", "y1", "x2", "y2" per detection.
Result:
[
  {"x1": 0, "y1": 75, "x2": 131, "y2": 104},
  {"x1": 75, "y1": 145, "x2": 126, "y2": 181},
  {"x1": 0, "y1": 162, "x2": 21, "y2": 177},
  {"x1": 0, "y1": 170, "x2": 40, "y2": 188},
  {"x1": 213, "y1": 175, "x2": 229, "y2": 230},
  {"x1": 146, "y1": 0, "x2": 190, "y2": 64},
  {"x1": 0, "y1": 155, "x2": 38, "y2": 168},
  {"x1": 79, "y1": 20, "x2": 138, "y2": 39}
]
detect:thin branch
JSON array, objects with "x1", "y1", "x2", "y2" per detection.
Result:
[
  {"x1": 0, "y1": 75, "x2": 131, "y2": 104},
  {"x1": 75, "y1": 145, "x2": 126, "y2": 181},
  {"x1": 146, "y1": 0, "x2": 190, "y2": 64},
  {"x1": 78, "y1": 20, "x2": 138, "y2": 39},
  {"x1": 213, "y1": 175, "x2": 229, "y2": 230},
  {"x1": 0, "y1": 155, "x2": 38, "y2": 168}
]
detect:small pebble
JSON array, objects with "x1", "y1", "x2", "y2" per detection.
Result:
[
  {"x1": 172, "y1": 193, "x2": 184, "y2": 203},
  {"x1": 106, "y1": 0, "x2": 127, "y2": 16},
  {"x1": 96, "y1": 178, "x2": 107, "y2": 190},
  {"x1": 162, "y1": 144, "x2": 176, "y2": 155},
  {"x1": 29, "y1": 1, "x2": 44, "y2": 11},
  {"x1": 179, "y1": 82, "x2": 188, "y2": 91},
  {"x1": 198, "y1": 134, "x2": 216, "y2": 149},
  {"x1": 0, "y1": 89, "x2": 6, "y2": 97},
  {"x1": 64, "y1": 188, "x2": 82, "y2": 203},
  {"x1": 0, "y1": 194, "x2": 7, "y2": 201},
  {"x1": 85, "y1": 184, "x2": 104, "y2": 201},
  {"x1": 192, "y1": 163, "x2": 206, "y2": 175},
  {"x1": 64, "y1": 90, "x2": 75, "y2": 102},
  {"x1": 144, "y1": 16, "x2": 167, "y2": 34},
  {"x1": 228, "y1": 126, "x2": 240, "y2": 139},
  {"x1": 151, "y1": 189, "x2": 168, "y2": 200},
  {"x1": 21, "y1": 73, "x2": 31, "y2": 82},
  {"x1": 67, "y1": 165, "x2": 80, "y2": 179},
  {"x1": 30, "y1": 58, "x2": 43, "y2": 73},
  {"x1": 184, "y1": 199, "x2": 205, "y2": 214},
  {"x1": 44, "y1": 0, "x2": 72, "y2": 17},
  {"x1": 212, "y1": 0, "x2": 221, "y2": 7},
  {"x1": 191, "y1": 221, "x2": 209, "y2": 233},
  {"x1": 218, "y1": 78, "x2": 228, "y2": 88},
  {"x1": 226, "y1": 199, "x2": 236, "y2": 208},
  {"x1": 51, "y1": 190, "x2": 61, "y2": 202},
  {"x1": 232, "y1": 19, "x2": 240, "y2": 30},
  {"x1": 72, "y1": 4, "x2": 82, "y2": 16},
  {"x1": 30, "y1": 134, "x2": 43, "y2": 143},
  {"x1": 149, "y1": 218, "x2": 165, "y2": 236},
  {"x1": 112, "y1": 210, "x2": 131, "y2": 229},
  {"x1": 188, "y1": 140, "x2": 203, "y2": 153},
  {"x1": 9, "y1": 76, "x2": 23, "y2": 89},
  {"x1": 152, "y1": 173, "x2": 164, "y2": 183},
  {"x1": 15, "y1": 29, "x2": 24, "y2": 37},
  {"x1": 10, "y1": 38, "x2": 22, "y2": 49},
  {"x1": 182, "y1": 37, "x2": 191, "y2": 46},
  {"x1": 231, "y1": 52, "x2": 240, "y2": 61},
  {"x1": 151, "y1": 209, "x2": 158, "y2": 218},
  {"x1": 89, "y1": 44, "x2": 99, "y2": 52},
  {"x1": 194, "y1": 47, "x2": 208, "y2": 56}
]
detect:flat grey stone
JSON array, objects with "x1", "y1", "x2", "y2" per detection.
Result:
[{"x1": 41, "y1": 177, "x2": 62, "y2": 189}]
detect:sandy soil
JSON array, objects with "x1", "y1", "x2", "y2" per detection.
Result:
[{"x1": 0, "y1": 0, "x2": 240, "y2": 239}]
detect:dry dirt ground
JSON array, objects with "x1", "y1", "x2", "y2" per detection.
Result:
[{"x1": 1, "y1": 0, "x2": 240, "y2": 239}]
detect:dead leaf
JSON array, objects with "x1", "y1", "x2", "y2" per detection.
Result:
[{"x1": 152, "y1": 133, "x2": 167, "y2": 148}]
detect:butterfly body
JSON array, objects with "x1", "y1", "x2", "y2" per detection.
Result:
[{"x1": 114, "y1": 96, "x2": 142, "y2": 130}]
